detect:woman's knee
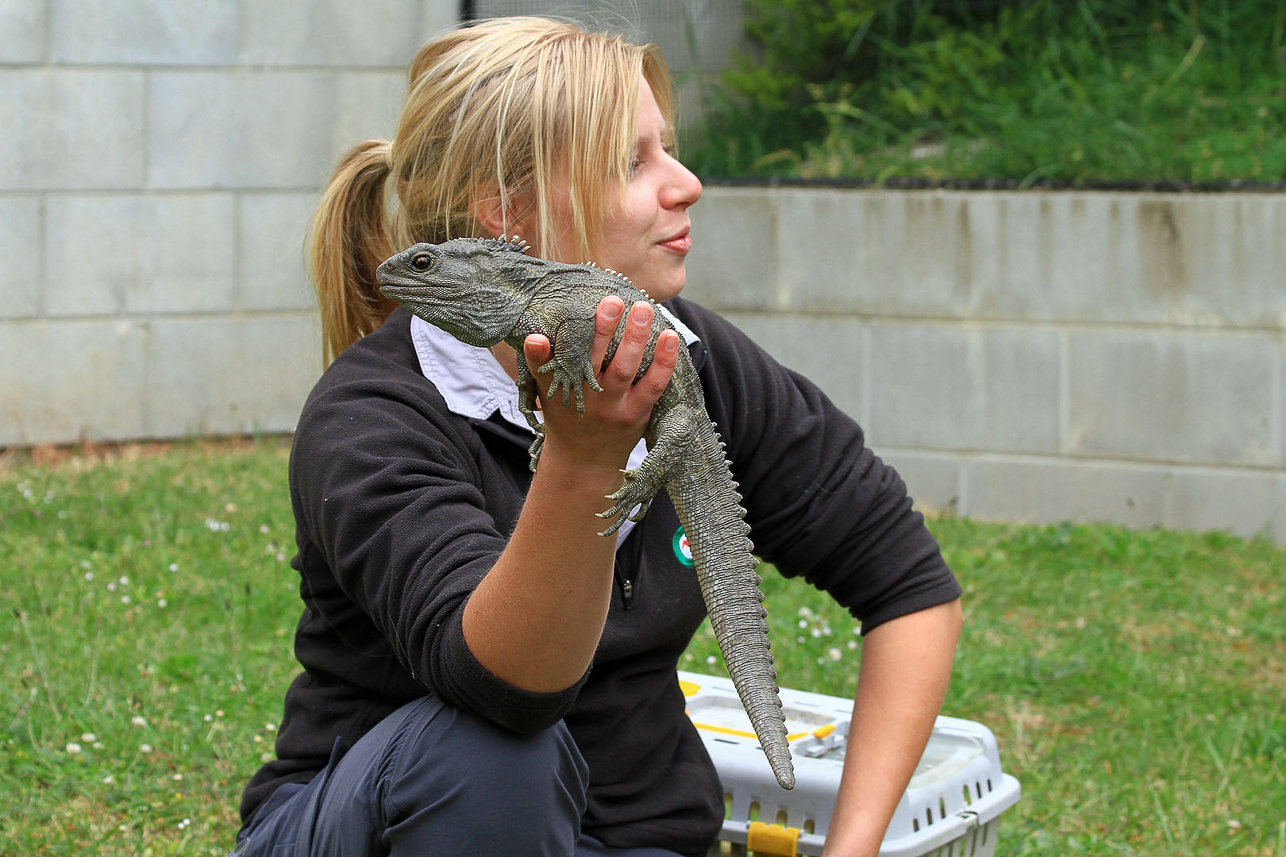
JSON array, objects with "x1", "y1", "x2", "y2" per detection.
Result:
[{"x1": 383, "y1": 700, "x2": 589, "y2": 843}]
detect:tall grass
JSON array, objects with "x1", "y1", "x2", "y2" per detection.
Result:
[
  {"x1": 682, "y1": 0, "x2": 1286, "y2": 184},
  {"x1": 2, "y1": 441, "x2": 1284, "y2": 855}
]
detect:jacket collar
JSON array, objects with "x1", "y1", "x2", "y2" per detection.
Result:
[{"x1": 409, "y1": 305, "x2": 701, "y2": 434}]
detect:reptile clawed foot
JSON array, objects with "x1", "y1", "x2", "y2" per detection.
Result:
[
  {"x1": 594, "y1": 468, "x2": 662, "y2": 536},
  {"x1": 538, "y1": 359, "x2": 602, "y2": 414}
]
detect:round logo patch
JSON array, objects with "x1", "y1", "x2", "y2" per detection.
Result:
[{"x1": 672, "y1": 527, "x2": 694, "y2": 566}]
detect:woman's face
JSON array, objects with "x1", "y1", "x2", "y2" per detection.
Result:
[
  {"x1": 591, "y1": 78, "x2": 703, "y2": 302},
  {"x1": 516, "y1": 77, "x2": 704, "y2": 302}
]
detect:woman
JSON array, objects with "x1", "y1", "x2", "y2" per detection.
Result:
[{"x1": 234, "y1": 16, "x2": 962, "y2": 857}]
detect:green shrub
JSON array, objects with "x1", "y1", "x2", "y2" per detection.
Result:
[{"x1": 683, "y1": 0, "x2": 1286, "y2": 183}]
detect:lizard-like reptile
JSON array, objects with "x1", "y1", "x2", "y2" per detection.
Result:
[{"x1": 378, "y1": 236, "x2": 795, "y2": 790}]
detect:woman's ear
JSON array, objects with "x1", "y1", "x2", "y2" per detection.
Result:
[{"x1": 471, "y1": 185, "x2": 534, "y2": 241}]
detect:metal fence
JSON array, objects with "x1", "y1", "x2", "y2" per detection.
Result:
[{"x1": 468, "y1": 0, "x2": 750, "y2": 76}]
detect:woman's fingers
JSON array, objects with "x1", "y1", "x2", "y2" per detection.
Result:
[
  {"x1": 638, "y1": 329, "x2": 680, "y2": 399},
  {"x1": 602, "y1": 300, "x2": 655, "y2": 388},
  {"x1": 589, "y1": 296, "x2": 624, "y2": 379}
]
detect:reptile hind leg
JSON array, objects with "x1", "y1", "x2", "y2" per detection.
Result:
[
  {"x1": 596, "y1": 459, "x2": 666, "y2": 537},
  {"x1": 596, "y1": 411, "x2": 690, "y2": 536}
]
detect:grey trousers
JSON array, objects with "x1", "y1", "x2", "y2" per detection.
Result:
[{"x1": 232, "y1": 696, "x2": 686, "y2": 857}]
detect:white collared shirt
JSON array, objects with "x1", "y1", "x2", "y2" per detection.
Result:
[{"x1": 408, "y1": 306, "x2": 700, "y2": 545}]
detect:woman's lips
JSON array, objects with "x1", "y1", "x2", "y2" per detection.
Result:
[{"x1": 658, "y1": 230, "x2": 691, "y2": 254}]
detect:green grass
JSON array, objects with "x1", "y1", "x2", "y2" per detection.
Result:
[
  {"x1": 682, "y1": 0, "x2": 1286, "y2": 185},
  {"x1": 3, "y1": 441, "x2": 1284, "y2": 855}
]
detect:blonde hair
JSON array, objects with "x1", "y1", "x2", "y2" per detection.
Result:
[{"x1": 309, "y1": 16, "x2": 676, "y2": 365}]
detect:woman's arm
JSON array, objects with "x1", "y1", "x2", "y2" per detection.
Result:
[
  {"x1": 821, "y1": 598, "x2": 964, "y2": 857},
  {"x1": 462, "y1": 297, "x2": 682, "y2": 693}
]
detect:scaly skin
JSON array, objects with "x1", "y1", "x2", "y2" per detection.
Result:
[{"x1": 378, "y1": 236, "x2": 795, "y2": 790}]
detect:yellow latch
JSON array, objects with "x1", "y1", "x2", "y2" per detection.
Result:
[
  {"x1": 746, "y1": 821, "x2": 800, "y2": 857},
  {"x1": 812, "y1": 723, "x2": 836, "y2": 739}
]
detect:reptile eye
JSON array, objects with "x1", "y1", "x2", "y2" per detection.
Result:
[{"x1": 410, "y1": 253, "x2": 432, "y2": 272}]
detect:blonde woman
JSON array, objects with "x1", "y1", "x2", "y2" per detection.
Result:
[{"x1": 233, "y1": 17, "x2": 962, "y2": 857}]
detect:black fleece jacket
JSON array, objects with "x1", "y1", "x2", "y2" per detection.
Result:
[{"x1": 239, "y1": 299, "x2": 960, "y2": 855}]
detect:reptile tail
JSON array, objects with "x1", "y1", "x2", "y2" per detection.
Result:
[{"x1": 672, "y1": 422, "x2": 795, "y2": 790}]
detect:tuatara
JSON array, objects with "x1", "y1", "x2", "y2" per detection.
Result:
[{"x1": 378, "y1": 236, "x2": 794, "y2": 790}]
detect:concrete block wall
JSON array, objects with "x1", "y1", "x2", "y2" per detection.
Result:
[
  {"x1": 3, "y1": 2, "x2": 1283, "y2": 542},
  {"x1": 0, "y1": 0, "x2": 458, "y2": 442},
  {"x1": 684, "y1": 187, "x2": 1286, "y2": 541}
]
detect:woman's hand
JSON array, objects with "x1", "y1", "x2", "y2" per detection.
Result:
[
  {"x1": 522, "y1": 295, "x2": 681, "y2": 474},
  {"x1": 461, "y1": 295, "x2": 681, "y2": 694}
]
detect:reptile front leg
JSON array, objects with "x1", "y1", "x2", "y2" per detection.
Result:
[
  {"x1": 536, "y1": 315, "x2": 602, "y2": 413},
  {"x1": 514, "y1": 349, "x2": 545, "y2": 472}
]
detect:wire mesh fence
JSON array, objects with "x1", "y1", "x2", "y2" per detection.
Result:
[{"x1": 467, "y1": 0, "x2": 750, "y2": 75}]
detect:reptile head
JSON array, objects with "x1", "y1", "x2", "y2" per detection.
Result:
[{"x1": 378, "y1": 237, "x2": 537, "y2": 347}]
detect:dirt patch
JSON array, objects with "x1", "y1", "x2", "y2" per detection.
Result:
[{"x1": 0, "y1": 434, "x2": 292, "y2": 472}]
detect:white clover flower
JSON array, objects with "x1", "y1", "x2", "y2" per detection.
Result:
[
  {"x1": 139, "y1": 743, "x2": 153, "y2": 753},
  {"x1": 81, "y1": 732, "x2": 97, "y2": 742},
  {"x1": 131, "y1": 715, "x2": 148, "y2": 727},
  {"x1": 65, "y1": 742, "x2": 83, "y2": 754},
  {"x1": 168, "y1": 563, "x2": 179, "y2": 572}
]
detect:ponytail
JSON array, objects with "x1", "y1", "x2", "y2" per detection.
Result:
[{"x1": 308, "y1": 139, "x2": 399, "y2": 366}]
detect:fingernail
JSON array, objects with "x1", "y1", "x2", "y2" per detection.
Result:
[
  {"x1": 631, "y1": 302, "x2": 652, "y2": 325},
  {"x1": 602, "y1": 299, "x2": 622, "y2": 320}
]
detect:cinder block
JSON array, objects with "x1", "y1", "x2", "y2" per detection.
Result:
[
  {"x1": 1179, "y1": 195, "x2": 1286, "y2": 328},
  {"x1": 45, "y1": 194, "x2": 136, "y2": 316},
  {"x1": 45, "y1": 194, "x2": 236, "y2": 315},
  {"x1": 866, "y1": 323, "x2": 1060, "y2": 453},
  {"x1": 238, "y1": 192, "x2": 318, "y2": 312},
  {"x1": 684, "y1": 188, "x2": 780, "y2": 312},
  {"x1": 147, "y1": 70, "x2": 404, "y2": 190},
  {"x1": 965, "y1": 456, "x2": 1171, "y2": 530},
  {"x1": 1162, "y1": 467, "x2": 1285, "y2": 541},
  {"x1": 240, "y1": 0, "x2": 423, "y2": 67},
  {"x1": 1278, "y1": 338, "x2": 1286, "y2": 468},
  {"x1": 721, "y1": 311, "x2": 865, "y2": 422},
  {"x1": 866, "y1": 323, "x2": 983, "y2": 450},
  {"x1": 0, "y1": 318, "x2": 147, "y2": 445},
  {"x1": 970, "y1": 193, "x2": 1157, "y2": 325},
  {"x1": 0, "y1": 195, "x2": 41, "y2": 318},
  {"x1": 0, "y1": 69, "x2": 144, "y2": 191},
  {"x1": 1068, "y1": 330, "x2": 1276, "y2": 466},
  {"x1": 143, "y1": 314, "x2": 322, "y2": 437},
  {"x1": 981, "y1": 328, "x2": 1061, "y2": 454},
  {"x1": 0, "y1": 0, "x2": 47, "y2": 63},
  {"x1": 49, "y1": 0, "x2": 236, "y2": 64},
  {"x1": 765, "y1": 190, "x2": 953, "y2": 316}
]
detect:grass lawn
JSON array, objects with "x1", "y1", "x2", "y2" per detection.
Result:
[{"x1": 2, "y1": 439, "x2": 1283, "y2": 856}]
